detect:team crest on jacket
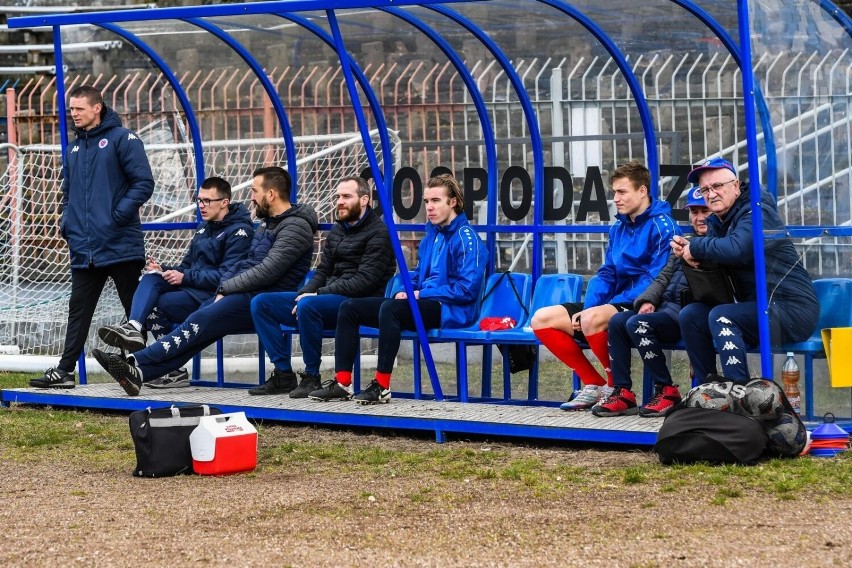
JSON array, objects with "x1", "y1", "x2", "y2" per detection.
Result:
[{"x1": 98, "y1": 139, "x2": 108, "y2": 149}]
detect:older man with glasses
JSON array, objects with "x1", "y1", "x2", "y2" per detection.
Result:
[
  {"x1": 96, "y1": 176, "x2": 253, "y2": 387},
  {"x1": 672, "y1": 157, "x2": 819, "y2": 382}
]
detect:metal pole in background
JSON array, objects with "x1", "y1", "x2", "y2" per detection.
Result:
[{"x1": 550, "y1": 67, "x2": 568, "y2": 274}]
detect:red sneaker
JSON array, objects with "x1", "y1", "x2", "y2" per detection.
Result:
[
  {"x1": 591, "y1": 386, "x2": 637, "y2": 417},
  {"x1": 639, "y1": 384, "x2": 682, "y2": 417}
]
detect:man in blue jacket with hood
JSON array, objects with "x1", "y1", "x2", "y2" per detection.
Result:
[
  {"x1": 531, "y1": 161, "x2": 679, "y2": 411},
  {"x1": 96, "y1": 176, "x2": 253, "y2": 388},
  {"x1": 310, "y1": 174, "x2": 487, "y2": 405},
  {"x1": 30, "y1": 85, "x2": 154, "y2": 389}
]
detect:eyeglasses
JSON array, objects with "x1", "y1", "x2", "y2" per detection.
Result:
[
  {"x1": 698, "y1": 179, "x2": 737, "y2": 197},
  {"x1": 195, "y1": 197, "x2": 227, "y2": 207}
]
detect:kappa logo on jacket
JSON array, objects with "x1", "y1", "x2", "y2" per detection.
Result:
[
  {"x1": 71, "y1": 145, "x2": 79, "y2": 153},
  {"x1": 127, "y1": 133, "x2": 138, "y2": 140},
  {"x1": 197, "y1": 227, "x2": 206, "y2": 234},
  {"x1": 235, "y1": 228, "x2": 249, "y2": 237}
]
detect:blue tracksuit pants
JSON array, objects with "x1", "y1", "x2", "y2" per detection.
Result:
[
  {"x1": 251, "y1": 292, "x2": 350, "y2": 377},
  {"x1": 132, "y1": 293, "x2": 255, "y2": 381},
  {"x1": 130, "y1": 273, "x2": 204, "y2": 339},
  {"x1": 609, "y1": 307, "x2": 682, "y2": 390}
]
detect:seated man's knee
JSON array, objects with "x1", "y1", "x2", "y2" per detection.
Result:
[
  {"x1": 580, "y1": 305, "x2": 617, "y2": 333},
  {"x1": 531, "y1": 305, "x2": 566, "y2": 329}
]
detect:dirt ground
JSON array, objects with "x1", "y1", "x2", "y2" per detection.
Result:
[{"x1": 2, "y1": 421, "x2": 851, "y2": 568}]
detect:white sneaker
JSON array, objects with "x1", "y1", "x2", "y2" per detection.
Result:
[{"x1": 560, "y1": 384, "x2": 602, "y2": 411}]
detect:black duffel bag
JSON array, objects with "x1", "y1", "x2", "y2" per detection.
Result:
[
  {"x1": 654, "y1": 406, "x2": 769, "y2": 465},
  {"x1": 129, "y1": 404, "x2": 222, "y2": 477}
]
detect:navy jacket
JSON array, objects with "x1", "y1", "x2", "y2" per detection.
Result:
[
  {"x1": 163, "y1": 202, "x2": 254, "y2": 303},
  {"x1": 585, "y1": 198, "x2": 680, "y2": 308},
  {"x1": 60, "y1": 107, "x2": 154, "y2": 268},
  {"x1": 688, "y1": 185, "x2": 819, "y2": 342},
  {"x1": 301, "y1": 206, "x2": 396, "y2": 298},
  {"x1": 397, "y1": 212, "x2": 487, "y2": 328},
  {"x1": 219, "y1": 203, "x2": 318, "y2": 296},
  {"x1": 633, "y1": 253, "x2": 689, "y2": 317}
]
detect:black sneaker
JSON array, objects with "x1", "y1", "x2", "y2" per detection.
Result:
[
  {"x1": 308, "y1": 379, "x2": 353, "y2": 402},
  {"x1": 98, "y1": 322, "x2": 145, "y2": 352},
  {"x1": 92, "y1": 348, "x2": 142, "y2": 396},
  {"x1": 247, "y1": 369, "x2": 298, "y2": 395},
  {"x1": 353, "y1": 380, "x2": 392, "y2": 405},
  {"x1": 289, "y1": 372, "x2": 322, "y2": 399},
  {"x1": 29, "y1": 367, "x2": 76, "y2": 389},
  {"x1": 147, "y1": 368, "x2": 191, "y2": 389}
]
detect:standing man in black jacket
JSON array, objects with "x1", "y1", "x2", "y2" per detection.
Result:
[
  {"x1": 249, "y1": 176, "x2": 396, "y2": 397},
  {"x1": 93, "y1": 167, "x2": 318, "y2": 396},
  {"x1": 31, "y1": 85, "x2": 154, "y2": 389}
]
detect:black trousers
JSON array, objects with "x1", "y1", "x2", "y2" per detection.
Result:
[
  {"x1": 58, "y1": 260, "x2": 144, "y2": 372},
  {"x1": 335, "y1": 297, "x2": 442, "y2": 375}
]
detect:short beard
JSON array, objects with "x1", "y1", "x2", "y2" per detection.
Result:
[{"x1": 337, "y1": 201, "x2": 362, "y2": 222}]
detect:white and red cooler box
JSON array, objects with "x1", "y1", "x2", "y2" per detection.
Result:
[{"x1": 189, "y1": 412, "x2": 258, "y2": 475}]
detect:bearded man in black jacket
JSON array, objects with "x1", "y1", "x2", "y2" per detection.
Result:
[{"x1": 248, "y1": 175, "x2": 396, "y2": 398}]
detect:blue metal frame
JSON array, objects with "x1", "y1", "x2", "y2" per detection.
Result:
[
  {"x1": 426, "y1": 4, "x2": 548, "y2": 278},
  {"x1": 184, "y1": 18, "x2": 299, "y2": 196},
  {"x1": 7, "y1": 0, "x2": 852, "y2": 439},
  {"x1": 380, "y1": 6, "x2": 499, "y2": 271},
  {"x1": 98, "y1": 24, "x2": 206, "y2": 195}
]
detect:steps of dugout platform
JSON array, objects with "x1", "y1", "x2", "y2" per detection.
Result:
[{"x1": 1, "y1": 383, "x2": 666, "y2": 445}]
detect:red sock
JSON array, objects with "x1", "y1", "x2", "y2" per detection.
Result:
[
  {"x1": 335, "y1": 370, "x2": 352, "y2": 387},
  {"x1": 374, "y1": 371, "x2": 392, "y2": 389},
  {"x1": 586, "y1": 331, "x2": 613, "y2": 387},
  {"x1": 534, "y1": 327, "x2": 606, "y2": 386}
]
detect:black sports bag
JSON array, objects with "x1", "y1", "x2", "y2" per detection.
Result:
[{"x1": 129, "y1": 404, "x2": 222, "y2": 477}]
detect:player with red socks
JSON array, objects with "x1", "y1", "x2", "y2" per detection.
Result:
[{"x1": 531, "y1": 161, "x2": 678, "y2": 410}]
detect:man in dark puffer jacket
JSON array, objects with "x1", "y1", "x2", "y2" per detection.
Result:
[
  {"x1": 93, "y1": 167, "x2": 318, "y2": 396},
  {"x1": 30, "y1": 85, "x2": 153, "y2": 389},
  {"x1": 249, "y1": 176, "x2": 396, "y2": 398}
]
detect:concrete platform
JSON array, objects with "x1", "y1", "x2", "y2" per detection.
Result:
[{"x1": 1, "y1": 383, "x2": 665, "y2": 445}]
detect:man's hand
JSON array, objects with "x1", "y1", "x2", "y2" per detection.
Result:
[
  {"x1": 145, "y1": 256, "x2": 162, "y2": 272},
  {"x1": 292, "y1": 292, "x2": 317, "y2": 315},
  {"x1": 571, "y1": 311, "x2": 583, "y2": 332},
  {"x1": 638, "y1": 302, "x2": 655, "y2": 314},
  {"x1": 394, "y1": 290, "x2": 420, "y2": 300},
  {"x1": 671, "y1": 235, "x2": 700, "y2": 268},
  {"x1": 162, "y1": 270, "x2": 184, "y2": 286}
]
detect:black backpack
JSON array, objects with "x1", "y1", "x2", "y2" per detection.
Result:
[{"x1": 654, "y1": 376, "x2": 807, "y2": 465}]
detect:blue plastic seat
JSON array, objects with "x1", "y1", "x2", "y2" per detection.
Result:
[{"x1": 778, "y1": 278, "x2": 852, "y2": 419}]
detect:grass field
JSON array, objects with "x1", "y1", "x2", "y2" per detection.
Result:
[{"x1": 2, "y1": 368, "x2": 852, "y2": 565}]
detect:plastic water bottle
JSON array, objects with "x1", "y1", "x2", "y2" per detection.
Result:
[{"x1": 781, "y1": 352, "x2": 801, "y2": 414}]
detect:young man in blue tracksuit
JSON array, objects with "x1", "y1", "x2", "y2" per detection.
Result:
[
  {"x1": 593, "y1": 187, "x2": 711, "y2": 417},
  {"x1": 93, "y1": 167, "x2": 317, "y2": 396},
  {"x1": 248, "y1": 176, "x2": 396, "y2": 398},
  {"x1": 310, "y1": 174, "x2": 487, "y2": 405},
  {"x1": 96, "y1": 176, "x2": 253, "y2": 387},
  {"x1": 530, "y1": 161, "x2": 680, "y2": 410},
  {"x1": 674, "y1": 158, "x2": 819, "y2": 381},
  {"x1": 30, "y1": 85, "x2": 154, "y2": 389}
]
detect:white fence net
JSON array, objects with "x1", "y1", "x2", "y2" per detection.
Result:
[{"x1": 0, "y1": 129, "x2": 401, "y2": 360}]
